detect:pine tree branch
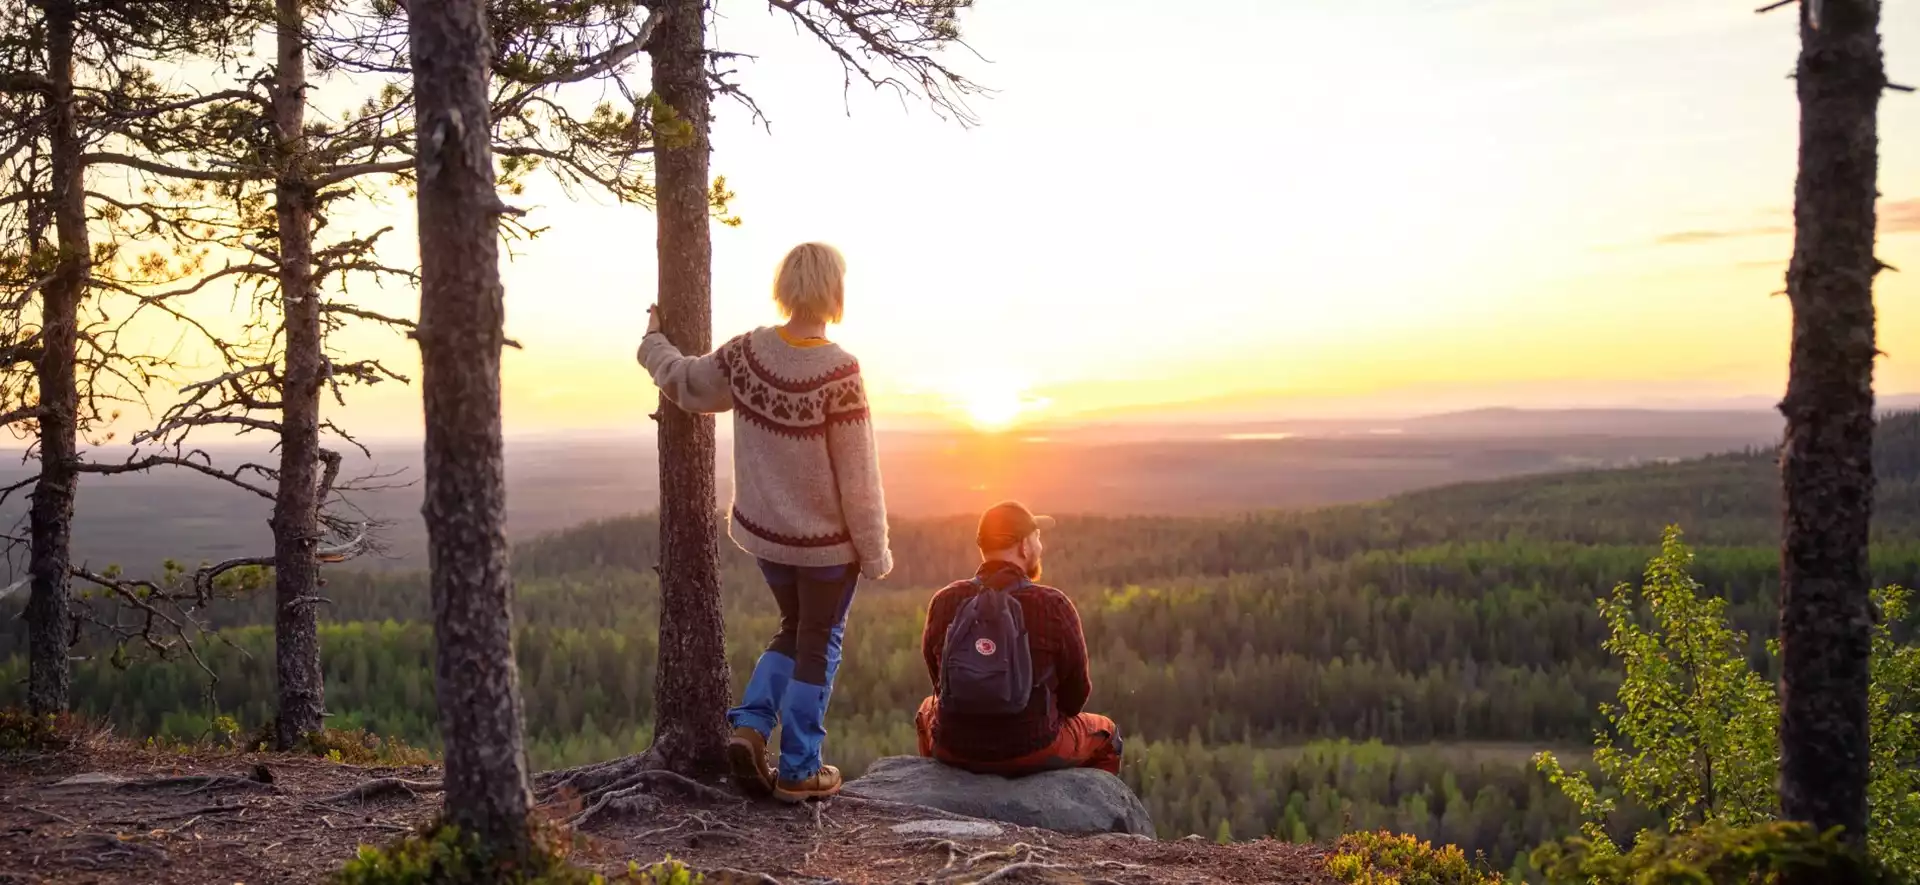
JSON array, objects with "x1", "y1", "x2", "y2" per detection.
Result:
[
  {"x1": 518, "y1": 6, "x2": 662, "y2": 89},
  {"x1": 0, "y1": 71, "x2": 53, "y2": 94},
  {"x1": 312, "y1": 158, "x2": 416, "y2": 188},
  {"x1": 97, "y1": 88, "x2": 271, "y2": 118},
  {"x1": 2, "y1": 272, "x2": 59, "y2": 311},
  {"x1": 762, "y1": 0, "x2": 984, "y2": 124},
  {"x1": 320, "y1": 303, "x2": 415, "y2": 330},
  {"x1": 191, "y1": 556, "x2": 276, "y2": 595},
  {"x1": 0, "y1": 404, "x2": 39, "y2": 426},
  {"x1": 174, "y1": 363, "x2": 277, "y2": 400},
  {"x1": 0, "y1": 475, "x2": 36, "y2": 508},
  {"x1": 80, "y1": 151, "x2": 261, "y2": 182},
  {"x1": 0, "y1": 334, "x2": 43, "y2": 367},
  {"x1": 138, "y1": 262, "x2": 280, "y2": 300},
  {"x1": 142, "y1": 414, "x2": 286, "y2": 438},
  {"x1": 75, "y1": 452, "x2": 279, "y2": 501}
]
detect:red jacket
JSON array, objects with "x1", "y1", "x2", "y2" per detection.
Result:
[{"x1": 921, "y1": 561, "x2": 1092, "y2": 760}]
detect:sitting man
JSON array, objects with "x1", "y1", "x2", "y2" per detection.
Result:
[{"x1": 915, "y1": 501, "x2": 1123, "y2": 776}]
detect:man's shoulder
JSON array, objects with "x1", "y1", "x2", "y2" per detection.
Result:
[
  {"x1": 1022, "y1": 582, "x2": 1077, "y2": 613},
  {"x1": 925, "y1": 580, "x2": 970, "y2": 612},
  {"x1": 930, "y1": 577, "x2": 1072, "y2": 607},
  {"x1": 930, "y1": 578, "x2": 980, "y2": 602}
]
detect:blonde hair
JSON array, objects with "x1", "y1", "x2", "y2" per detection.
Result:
[{"x1": 773, "y1": 242, "x2": 847, "y2": 324}]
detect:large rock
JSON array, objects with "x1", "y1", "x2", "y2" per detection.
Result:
[{"x1": 843, "y1": 756, "x2": 1154, "y2": 837}]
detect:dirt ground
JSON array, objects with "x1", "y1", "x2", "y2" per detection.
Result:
[{"x1": 0, "y1": 741, "x2": 1336, "y2": 885}]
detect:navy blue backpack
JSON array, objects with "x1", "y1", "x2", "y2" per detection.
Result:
[{"x1": 939, "y1": 577, "x2": 1035, "y2": 717}]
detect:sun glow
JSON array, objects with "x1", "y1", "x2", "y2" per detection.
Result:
[
  {"x1": 964, "y1": 387, "x2": 1026, "y2": 430},
  {"x1": 951, "y1": 372, "x2": 1049, "y2": 432}
]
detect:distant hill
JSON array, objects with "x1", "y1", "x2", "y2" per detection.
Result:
[
  {"x1": 1397, "y1": 407, "x2": 1785, "y2": 439},
  {"x1": 2, "y1": 407, "x2": 1911, "y2": 578},
  {"x1": 489, "y1": 409, "x2": 1920, "y2": 596},
  {"x1": 1366, "y1": 409, "x2": 1920, "y2": 548}
]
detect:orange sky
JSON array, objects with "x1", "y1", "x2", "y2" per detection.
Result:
[{"x1": 90, "y1": 0, "x2": 1920, "y2": 440}]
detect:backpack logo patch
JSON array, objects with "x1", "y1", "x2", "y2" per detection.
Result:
[{"x1": 975, "y1": 638, "x2": 997, "y2": 656}]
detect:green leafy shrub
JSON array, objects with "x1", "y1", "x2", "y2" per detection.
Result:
[
  {"x1": 330, "y1": 815, "x2": 702, "y2": 885},
  {"x1": 629, "y1": 859, "x2": 702, "y2": 885},
  {"x1": 1535, "y1": 526, "x2": 1920, "y2": 880},
  {"x1": 1535, "y1": 526, "x2": 1777, "y2": 848},
  {"x1": 332, "y1": 821, "x2": 584, "y2": 884},
  {"x1": 1326, "y1": 831, "x2": 1505, "y2": 884},
  {"x1": 1531, "y1": 821, "x2": 1892, "y2": 885},
  {"x1": 210, "y1": 714, "x2": 241, "y2": 746},
  {"x1": 1868, "y1": 585, "x2": 1920, "y2": 877}
]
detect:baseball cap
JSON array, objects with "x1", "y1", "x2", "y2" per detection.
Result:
[{"x1": 976, "y1": 501, "x2": 1056, "y2": 550}]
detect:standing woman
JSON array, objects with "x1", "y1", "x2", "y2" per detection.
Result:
[{"x1": 638, "y1": 242, "x2": 893, "y2": 802}]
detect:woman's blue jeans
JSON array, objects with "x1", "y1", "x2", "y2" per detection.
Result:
[{"x1": 727, "y1": 559, "x2": 858, "y2": 782}]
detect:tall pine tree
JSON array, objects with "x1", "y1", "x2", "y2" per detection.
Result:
[
  {"x1": 409, "y1": 0, "x2": 532, "y2": 860},
  {"x1": 1774, "y1": 0, "x2": 1891, "y2": 875},
  {"x1": 0, "y1": 0, "x2": 259, "y2": 715}
]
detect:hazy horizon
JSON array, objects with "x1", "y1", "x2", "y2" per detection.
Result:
[
  {"x1": 12, "y1": 393, "x2": 1917, "y2": 452},
  {"x1": 0, "y1": 405, "x2": 1811, "y2": 578}
]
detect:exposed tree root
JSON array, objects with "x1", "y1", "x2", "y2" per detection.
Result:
[
  {"x1": 696, "y1": 867, "x2": 783, "y2": 885},
  {"x1": 118, "y1": 773, "x2": 278, "y2": 795},
  {"x1": 318, "y1": 777, "x2": 444, "y2": 805},
  {"x1": 968, "y1": 862, "x2": 1079, "y2": 885},
  {"x1": 24, "y1": 806, "x2": 78, "y2": 826},
  {"x1": 904, "y1": 838, "x2": 967, "y2": 875},
  {"x1": 68, "y1": 833, "x2": 169, "y2": 870},
  {"x1": 153, "y1": 804, "x2": 250, "y2": 821},
  {"x1": 560, "y1": 766, "x2": 737, "y2": 830},
  {"x1": 534, "y1": 749, "x2": 658, "y2": 801},
  {"x1": 901, "y1": 839, "x2": 1137, "y2": 885},
  {"x1": 629, "y1": 809, "x2": 750, "y2": 843}
]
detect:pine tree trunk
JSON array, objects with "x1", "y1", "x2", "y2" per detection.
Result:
[
  {"x1": 270, "y1": 0, "x2": 325, "y2": 750},
  {"x1": 26, "y1": 0, "x2": 83, "y2": 717},
  {"x1": 409, "y1": 0, "x2": 532, "y2": 859},
  {"x1": 1777, "y1": 0, "x2": 1882, "y2": 867},
  {"x1": 648, "y1": 0, "x2": 730, "y2": 776}
]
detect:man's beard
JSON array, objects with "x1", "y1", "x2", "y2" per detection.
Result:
[{"x1": 1026, "y1": 556, "x2": 1042, "y2": 582}]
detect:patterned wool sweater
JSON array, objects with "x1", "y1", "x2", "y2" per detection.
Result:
[{"x1": 638, "y1": 326, "x2": 893, "y2": 579}]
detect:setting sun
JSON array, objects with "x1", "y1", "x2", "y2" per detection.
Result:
[
  {"x1": 951, "y1": 373, "x2": 1048, "y2": 432},
  {"x1": 963, "y1": 386, "x2": 1024, "y2": 430}
]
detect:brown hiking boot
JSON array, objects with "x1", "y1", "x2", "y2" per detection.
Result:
[
  {"x1": 726, "y1": 727, "x2": 775, "y2": 797},
  {"x1": 773, "y1": 764, "x2": 842, "y2": 803}
]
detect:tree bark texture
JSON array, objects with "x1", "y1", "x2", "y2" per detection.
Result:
[
  {"x1": 26, "y1": 0, "x2": 83, "y2": 717},
  {"x1": 270, "y1": 0, "x2": 326, "y2": 750},
  {"x1": 648, "y1": 0, "x2": 730, "y2": 777},
  {"x1": 1778, "y1": 0, "x2": 1882, "y2": 866},
  {"x1": 408, "y1": 0, "x2": 532, "y2": 860}
]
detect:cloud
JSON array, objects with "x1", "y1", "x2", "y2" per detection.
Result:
[
  {"x1": 1655, "y1": 198, "x2": 1918, "y2": 245},
  {"x1": 1886, "y1": 199, "x2": 1920, "y2": 234},
  {"x1": 1655, "y1": 226, "x2": 1790, "y2": 246}
]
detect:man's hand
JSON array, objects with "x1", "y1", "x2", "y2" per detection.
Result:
[{"x1": 646, "y1": 305, "x2": 661, "y2": 336}]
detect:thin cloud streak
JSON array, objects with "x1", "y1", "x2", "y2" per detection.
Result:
[
  {"x1": 1655, "y1": 198, "x2": 1919, "y2": 245},
  {"x1": 1657, "y1": 226, "x2": 1791, "y2": 245},
  {"x1": 1887, "y1": 199, "x2": 1920, "y2": 233}
]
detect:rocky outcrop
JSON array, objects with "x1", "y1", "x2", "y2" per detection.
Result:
[{"x1": 842, "y1": 756, "x2": 1154, "y2": 836}]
